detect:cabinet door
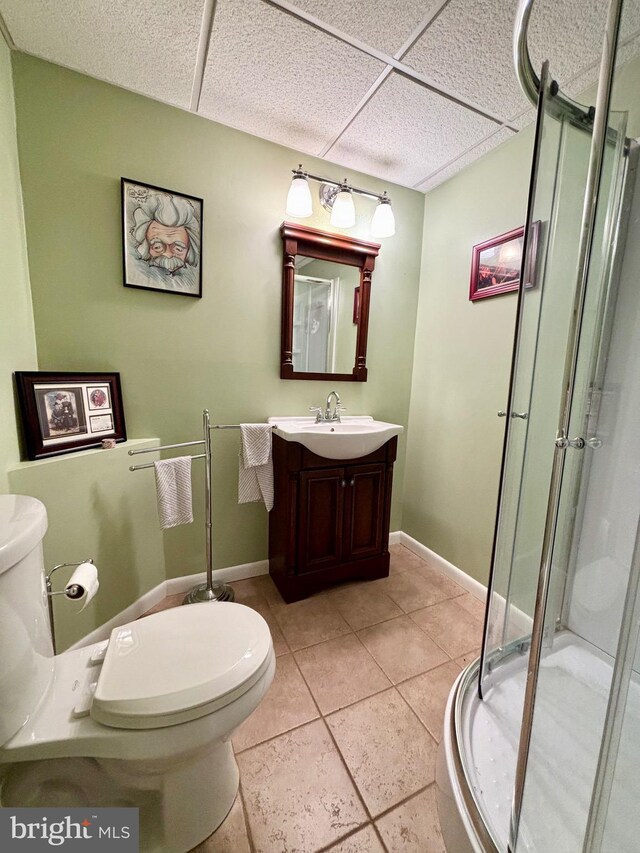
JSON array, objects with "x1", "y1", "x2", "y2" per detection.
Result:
[
  {"x1": 297, "y1": 467, "x2": 344, "y2": 574},
  {"x1": 343, "y1": 463, "x2": 386, "y2": 560}
]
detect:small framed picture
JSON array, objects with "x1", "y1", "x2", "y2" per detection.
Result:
[
  {"x1": 15, "y1": 372, "x2": 126, "y2": 460},
  {"x1": 121, "y1": 178, "x2": 203, "y2": 298},
  {"x1": 469, "y1": 221, "x2": 540, "y2": 302},
  {"x1": 87, "y1": 385, "x2": 111, "y2": 410}
]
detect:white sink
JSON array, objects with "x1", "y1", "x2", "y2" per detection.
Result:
[{"x1": 269, "y1": 416, "x2": 403, "y2": 460}]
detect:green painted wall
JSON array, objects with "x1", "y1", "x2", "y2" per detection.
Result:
[
  {"x1": 7, "y1": 439, "x2": 166, "y2": 651},
  {"x1": 11, "y1": 54, "x2": 424, "y2": 584},
  {"x1": 403, "y1": 53, "x2": 640, "y2": 588},
  {"x1": 0, "y1": 40, "x2": 37, "y2": 491},
  {"x1": 403, "y1": 128, "x2": 534, "y2": 585}
]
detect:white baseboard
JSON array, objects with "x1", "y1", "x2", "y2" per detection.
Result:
[
  {"x1": 70, "y1": 534, "x2": 488, "y2": 652},
  {"x1": 399, "y1": 533, "x2": 488, "y2": 602},
  {"x1": 165, "y1": 560, "x2": 269, "y2": 595},
  {"x1": 69, "y1": 559, "x2": 270, "y2": 650},
  {"x1": 398, "y1": 533, "x2": 534, "y2": 634}
]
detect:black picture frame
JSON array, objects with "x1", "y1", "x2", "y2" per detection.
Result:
[
  {"x1": 15, "y1": 372, "x2": 127, "y2": 460},
  {"x1": 121, "y1": 177, "x2": 203, "y2": 299}
]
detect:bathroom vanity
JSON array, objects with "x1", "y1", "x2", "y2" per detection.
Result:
[{"x1": 268, "y1": 417, "x2": 400, "y2": 602}]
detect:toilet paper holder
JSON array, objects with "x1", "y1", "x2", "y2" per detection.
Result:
[{"x1": 46, "y1": 559, "x2": 95, "y2": 655}]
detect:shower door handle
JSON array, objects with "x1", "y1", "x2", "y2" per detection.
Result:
[
  {"x1": 498, "y1": 410, "x2": 528, "y2": 419},
  {"x1": 555, "y1": 432, "x2": 585, "y2": 450}
]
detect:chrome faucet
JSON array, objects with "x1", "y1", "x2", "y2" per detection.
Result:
[
  {"x1": 309, "y1": 391, "x2": 345, "y2": 423},
  {"x1": 325, "y1": 391, "x2": 341, "y2": 422}
]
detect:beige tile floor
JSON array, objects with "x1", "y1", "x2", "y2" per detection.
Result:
[{"x1": 143, "y1": 544, "x2": 484, "y2": 853}]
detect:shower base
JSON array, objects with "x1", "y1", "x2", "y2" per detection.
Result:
[{"x1": 438, "y1": 633, "x2": 640, "y2": 852}]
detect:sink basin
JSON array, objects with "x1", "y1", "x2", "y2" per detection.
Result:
[{"x1": 269, "y1": 416, "x2": 403, "y2": 460}]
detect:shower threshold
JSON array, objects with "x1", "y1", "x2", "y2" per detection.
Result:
[{"x1": 438, "y1": 632, "x2": 640, "y2": 852}]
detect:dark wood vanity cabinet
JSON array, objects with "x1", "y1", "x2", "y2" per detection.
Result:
[{"x1": 269, "y1": 434, "x2": 397, "y2": 602}]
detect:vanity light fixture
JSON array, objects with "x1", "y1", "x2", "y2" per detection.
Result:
[
  {"x1": 285, "y1": 165, "x2": 396, "y2": 237},
  {"x1": 285, "y1": 167, "x2": 313, "y2": 218},
  {"x1": 370, "y1": 192, "x2": 396, "y2": 238},
  {"x1": 330, "y1": 181, "x2": 356, "y2": 228}
]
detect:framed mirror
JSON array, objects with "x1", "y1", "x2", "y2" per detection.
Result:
[{"x1": 280, "y1": 223, "x2": 380, "y2": 381}]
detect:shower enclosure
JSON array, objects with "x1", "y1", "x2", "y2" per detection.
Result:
[{"x1": 438, "y1": 0, "x2": 640, "y2": 850}]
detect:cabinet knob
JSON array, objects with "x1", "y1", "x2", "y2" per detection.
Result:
[
  {"x1": 349, "y1": 478, "x2": 355, "y2": 487},
  {"x1": 341, "y1": 479, "x2": 346, "y2": 488}
]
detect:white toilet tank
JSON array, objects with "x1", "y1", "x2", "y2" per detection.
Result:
[{"x1": 0, "y1": 495, "x2": 54, "y2": 746}]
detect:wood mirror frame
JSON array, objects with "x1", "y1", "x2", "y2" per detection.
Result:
[{"x1": 280, "y1": 222, "x2": 380, "y2": 381}]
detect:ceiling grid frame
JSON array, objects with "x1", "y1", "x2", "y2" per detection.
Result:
[
  {"x1": 318, "y1": 0, "x2": 454, "y2": 158},
  {"x1": 0, "y1": 0, "x2": 638, "y2": 194},
  {"x1": 261, "y1": 0, "x2": 519, "y2": 129},
  {"x1": 190, "y1": 0, "x2": 220, "y2": 111}
]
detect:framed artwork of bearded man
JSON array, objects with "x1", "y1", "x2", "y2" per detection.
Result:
[{"x1": 122, "y1": 178, "x2": 203, "y2": 297}]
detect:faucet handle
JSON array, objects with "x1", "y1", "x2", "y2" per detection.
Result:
[{"x1": 309, "y1": 406, "x2": 323, "y2": 423}]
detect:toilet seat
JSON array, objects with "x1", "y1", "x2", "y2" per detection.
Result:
[{"x1": 91, "y1": 602, "x2": 273, "y2": 730}]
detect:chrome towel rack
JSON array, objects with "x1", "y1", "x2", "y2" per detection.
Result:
[{"x1": 128, "y1": 409, "x2": 275, "y2": 605}]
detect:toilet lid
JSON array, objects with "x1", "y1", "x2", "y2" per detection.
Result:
[{"x1": 91, "y1": 602, "x2": 273, "y2": 730}]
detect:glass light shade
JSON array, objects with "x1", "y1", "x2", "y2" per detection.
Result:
[
  {"x1": 330, "y1": 189, "x2": 356, "y2": 228},
  {"x1": 286, "y1": 176, "x2": 313, "y2": 218},
  {"x1": 370, "y1": 199, "x2": 396, "y2": 238}
]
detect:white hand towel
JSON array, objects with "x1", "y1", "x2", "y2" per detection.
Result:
[
  {"x1": 154, "y1": 457, "x2": 193, "y2": 529},
  {"x1": 239, "y1": 424, "x2": 274, "y2": 512}
]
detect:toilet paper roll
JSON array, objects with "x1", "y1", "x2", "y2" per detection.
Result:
[{"x1": 65, "y1": 562, "x2": 99, "y2": 611}]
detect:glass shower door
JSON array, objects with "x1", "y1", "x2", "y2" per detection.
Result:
[
  {"x1": 479, "y1": 69, "x2": 596, "y2": 697},
  {"x1": 461, "y1": 65, "x2": 601, "y2": 851},
  {"x1": 471, "y1": 46, "x2": 629, "y2": 852},
  {"x1": 509, "y1": 0, "x2": 632, "y2": 841},
  {"x1": 511, "y1": 107, "x2": 629, "y2": 853}
]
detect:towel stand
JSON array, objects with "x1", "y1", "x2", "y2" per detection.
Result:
[{"x1": 128, "y1": 410, "x2": 276, "y2": 605}]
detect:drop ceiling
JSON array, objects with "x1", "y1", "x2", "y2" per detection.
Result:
[{"x1": 1, "y1": 0, "x2": 639, "y2": 193}]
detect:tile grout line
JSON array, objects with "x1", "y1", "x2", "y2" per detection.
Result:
[
  {"x1": 313, "y1": 821, "x2": 378, "y2": 853},
  {"x1": 374, "y1": 781, "x2": 436, "y2": 823},
  {"x1": 404, "y1": 599, "x2": 483, "y2": 660},
  {"x1": 316, "y1": 781, "x2": 445, "y2": 852},
  {"x1": 266, "y1": 570, "x2": 471, "y2": 652},
  {"x1": 237, "y1": 784, "x2": 256, "y2": 853},
  {"x1": 371, "y1": 821, "x2": 389, "y2": 853},
  {"x1": 290, "y1": 652, "x2": 377, "y2": 834},
  {"x1": 291, "y1": 642, "x2": 454, "y2": 851},
  {"x1": 182, "y1": 558, "x2": 478, "y2": 847}
]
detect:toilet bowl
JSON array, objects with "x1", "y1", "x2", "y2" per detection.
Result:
[{"x1": 0, "y1": 495, "x2": 275, "y2": 853}]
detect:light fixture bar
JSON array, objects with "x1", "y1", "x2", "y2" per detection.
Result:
[
  {"x1": 293, "y1": 168, "x2": 386, "y2": 203},
  {"x1": 287, "y1": 166, "x2": 395, "y2": 237}
]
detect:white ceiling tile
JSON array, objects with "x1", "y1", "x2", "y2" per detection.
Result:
[
  {"x1": 198, "y1": 0, "x2": 385, "y2": 154},
  {"x1": 527, "y1": 0, "x2": 640, "y2": 93},
  {"x1": 508, "y1": 107, "x2": 536, "y2": 132},
  {"x1": 0, "y1": 0, "x2": 204, "y2": 108},
  {"x1": 404, "y1": 0, "x2": 640, "y2": 129},
  {"x1": 416, "y1": 127, "x2": 515, "y2": 192},
  {"x1": 621, "y1": 0, "x2": 640, "y2": 35},
  {"x1": 287, "y1": 0, "x2": 447, "y2": 56},
  {"x1": 403, "y1": 0, "x2": 530, "y2": 124},
  {"x1": 564, "y1": 33, "x2": 640, "y2": 106},
  {"x1": 327, "y1": 72, "x2": 500, "y2": 189}
]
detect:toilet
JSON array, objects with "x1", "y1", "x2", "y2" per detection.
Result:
[{"x1": 0, "y1": 494, "x2": 275, "y2": 853}]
